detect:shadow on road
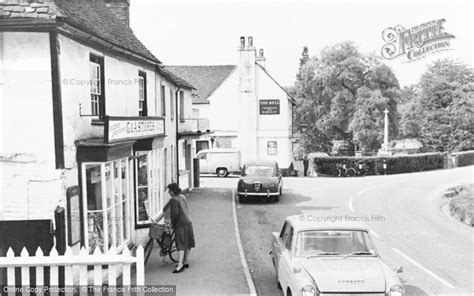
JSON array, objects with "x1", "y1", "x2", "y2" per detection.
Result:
[{"x1": 404, "y1": 285, "x2": 429, "y2": 296}]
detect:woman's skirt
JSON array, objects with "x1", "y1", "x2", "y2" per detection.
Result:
[{"x1": 174, "y1": 223, "x2": 195, "y2": 251}]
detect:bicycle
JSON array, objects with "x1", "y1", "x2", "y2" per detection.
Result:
[
  {"x1": 374, "y1": 161, "x2": 387, "y2": 176},
  {"x1": 336, "y1": 163, "x2": 357, "y2": 177},
  {"x1": 144, "y1": 222, "x2": 178, "y2": 264},
  {"x1": 355, "y1": 162, "x2": 369, "y2": 177}
]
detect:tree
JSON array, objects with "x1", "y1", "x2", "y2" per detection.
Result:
[
  {"x1": 414, "y1": 59, "x2": 474, "y2": 151},
  {"x1": 293, "y1": 42, "x2": 400, "y2": 153},
  {"x1": 349, "y1": 87, "x2": 388, "y2": 151}
]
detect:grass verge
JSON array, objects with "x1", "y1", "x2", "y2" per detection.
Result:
[{"x1": 448, "y1": 184, "x2": 473, "y2": 227}]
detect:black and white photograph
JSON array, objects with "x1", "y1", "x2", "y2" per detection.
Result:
[{"x1": 0, "y1": 0, "x2": 473, "y2": 295}]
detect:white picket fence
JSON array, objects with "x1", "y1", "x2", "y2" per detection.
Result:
[{"x1": 0, "y1": 245, "x2": 144, "y2": 295}]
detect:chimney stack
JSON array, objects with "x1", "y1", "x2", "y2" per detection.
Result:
[
  {"x1": 256, "y1": 48, "x2": 266, "y2": 68},
  {"x1": 103, "y1": 0, "x2": 130, "y2": 27},
  {"x1": 240, "y1": 36, "x2": 245, "y2": 47},
  {"x1": 237, "y1": 36, "x2": 258, "y2": 161}
]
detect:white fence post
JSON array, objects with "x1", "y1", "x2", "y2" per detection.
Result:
[
  {"x1": 136, "y1": 245, "x2": 144, "y2": 296},
  {"x1": 0, "y1": 244, "x2": 142, "y2": 293},
  {"x1": 35, "y1": 247, "x2": 45, "y2": 296}
]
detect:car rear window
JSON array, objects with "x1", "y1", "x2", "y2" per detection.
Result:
[{"x1": 244, "y1": 165, "x2": 274, "y2": 176}]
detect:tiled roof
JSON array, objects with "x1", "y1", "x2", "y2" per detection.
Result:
[
  {"x1": 160, "y1": 66, "x2": 195, "y2": 90},
  {"x1": 0, "y1": 0, "x2": 159, "y2": 64},
  {"x1": 165, "y1": 65, "x2": 237, "y2": 104}
]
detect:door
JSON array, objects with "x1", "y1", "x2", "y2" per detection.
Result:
[
  {"x1": 278, "y1": 223, "x2": 294, "y2": 293},
  {"x1": 185, "y1": 144, "x2": 192, "y2": 188},
  {"x1": 196, "y1": 141, "x2": 209, "y2": 153},
  {"x1": 197, "y1": 152, "x2": 210, "y2": 173},
  {"x1": 0, "y1": 220, "x2": 54, "y2": 285}
]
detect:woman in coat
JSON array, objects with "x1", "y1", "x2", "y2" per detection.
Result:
[{"x1": 155, "y1": 183, "x2": 195, "y2": 273}]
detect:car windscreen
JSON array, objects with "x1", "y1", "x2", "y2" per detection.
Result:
[
  {"x1": 243, "y1": 165, "x2": 275, "y2": 177},
  {"x1": 294, "y1": 230, "x2": 376, "y2": 257}
]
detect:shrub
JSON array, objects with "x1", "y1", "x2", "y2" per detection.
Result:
[
  {"x1": 312, "y1": 152, "x2": 445, "y2": 176},
  {"x1": 449, "y1": 184, "x2": 473, "y2": 226},
  {"x1": 451, "y1": 150, "x2": 474, "y2": 167}
]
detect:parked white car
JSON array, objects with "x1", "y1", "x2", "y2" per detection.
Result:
[{"x1": 270, "y1": 215, "x2": 404, "y2": 296}]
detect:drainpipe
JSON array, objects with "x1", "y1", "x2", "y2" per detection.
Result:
[{"x1": 175, "y1": 87, "x2": 181, "y2": 186}]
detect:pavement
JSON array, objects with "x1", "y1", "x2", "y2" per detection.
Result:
[{"x1": 144, "y1": 188, "x2": 251, "y2": 296}]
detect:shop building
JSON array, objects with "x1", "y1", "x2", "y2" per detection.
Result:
[
  {"x1": 0, "y1": 0, "x2": 193, "y2": 256},
  {"x1": 166, "y1": 37, "x2": 296, "y2": 168}
]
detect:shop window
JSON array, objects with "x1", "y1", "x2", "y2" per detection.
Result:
[
  {"x1": 138, "y1": 71, "x2": 147, "y2": 116},
  {"x1": 135, "y1": 150, "x2": 161, "y2": 226},
  {"x1": 90, "y1": 54, "x2": 105, "y2": 118},
  {"x1": 82, "y1": 159, "x2": 130, "y2": 253}
]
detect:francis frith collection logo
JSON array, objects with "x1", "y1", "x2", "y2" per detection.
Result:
[{"x1": 381, "y1": 19, "x2": 455, "y2": 61}]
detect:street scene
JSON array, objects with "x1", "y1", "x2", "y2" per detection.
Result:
[{"x1": 0, "y1": 0, "x2": 473, "y2": 295}]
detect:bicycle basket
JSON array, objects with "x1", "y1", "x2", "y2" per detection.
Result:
[
  {"x1": 161, "y1": 233, "x2": 172, "y2": 248},
  {"x1": 149, "y1": 223, "x2": 168, "y2": 239}
]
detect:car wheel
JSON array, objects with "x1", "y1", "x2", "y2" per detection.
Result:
[
  {"x1": 216, "y1": 168, "x2": 228, "y2": 177},
  {"x1": 272, "y1": 195, "x2": 280, "y2": 203},
  {"x1": 238, "y1": 195, "x2": 246, "y2": 203}
]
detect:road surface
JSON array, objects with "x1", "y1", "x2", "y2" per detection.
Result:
[{"x1": 202, "y1": 166, "x2": 474, "y2": 295}]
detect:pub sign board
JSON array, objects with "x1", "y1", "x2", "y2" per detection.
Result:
[
  {"x1": 259, "y1": 99, "x2": 280, "y2": 115},
  {"x1": 105, "y1": 116, "x2": 165, "y2": 143}
]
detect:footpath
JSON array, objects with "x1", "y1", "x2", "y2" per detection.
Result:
[{"x1": 145, "y1": 188, "x2": 252, "y2": 295}]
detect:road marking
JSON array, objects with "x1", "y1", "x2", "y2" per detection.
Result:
[
  {"x1": 356, "y1": 179, "x2": 403, "y2": 196},
  {"x1": 348, "y1": 197, "x2": 354, "y2": 212},
  {"x1": 392, "y1": 248, "x2": 455, "y2": 289},
  {"x1": 356, "y1": 187, "x2": 375, "y2": 196},
  {"x1": 231, "y1": 189, "x2": 257, "y2": 296}
]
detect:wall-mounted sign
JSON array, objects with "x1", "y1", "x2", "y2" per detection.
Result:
[
  {"x1": 267, "y1": 141, "x2": 278, "y2": 155},
  {"x1": 105, "y1": 116, "x2": 165, "y2": 143},
  {"x1": 66, "y1": 186, "x2": 81, "y2": 246},
  {"x1": 259, "y1": 100, "x2": 280, "y2": 115}
]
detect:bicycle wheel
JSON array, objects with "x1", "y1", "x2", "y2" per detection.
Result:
[
  {"x1": 337, "y1": 168, "x2": 344, "y2": 177},
  {"x1": 144, "y1": 238, "x2": 154, "y2": 264},
  {"x1": 346, "y1": 168, "x2": 356, "y2": 177},
  {"x1": 374, "y1": 164, "x2": 384, "y2": 175},
  {"x1": 168, "y1": 231, "x2": 178, "y2": 262}
]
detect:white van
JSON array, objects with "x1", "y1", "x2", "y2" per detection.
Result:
[{"x1": 195, "y1": 149, "x2": 241, "y2": 177}]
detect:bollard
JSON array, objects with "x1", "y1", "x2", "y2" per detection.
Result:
[{"x1": 193, "y1": 158, "x2": 200, "y2": 188}]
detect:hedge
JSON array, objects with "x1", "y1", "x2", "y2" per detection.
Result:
[
  {"x1": 451, "y1": 150, "x2": 474, "y2": 167},
  {"x1": 313, "y1": 152, "x2": 445, "y2": 176}
]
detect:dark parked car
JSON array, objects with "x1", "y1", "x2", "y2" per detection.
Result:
[{"x1": 237, "y1": 160, "x2": 282, "y2": 203}]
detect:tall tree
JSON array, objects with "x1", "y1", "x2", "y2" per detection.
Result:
[
  {"x1": 293, "y1": 42, "x2": 400, "y2": 153},
  {"x1": 415, "y1": 59, "x2": 474, "y2": 151}
]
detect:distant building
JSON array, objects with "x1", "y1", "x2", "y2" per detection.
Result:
[
  {"x1": 167, "y1": 37, "x2": 296, "y2": 169},
  {"x1": 0, "y1": 0, "x2": 194, "y2": 258}
]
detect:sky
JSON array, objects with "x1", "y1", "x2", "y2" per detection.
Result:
[{"x1": 130, "y1": 0, "x2": 473, "y2": 88}]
